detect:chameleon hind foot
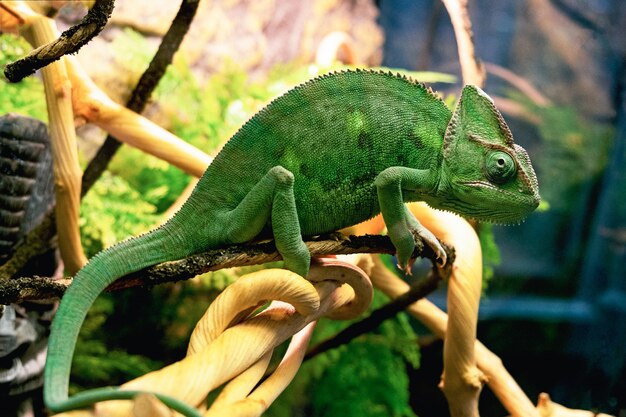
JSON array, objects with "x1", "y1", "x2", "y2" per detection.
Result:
[{"x1": 223, "y1": 165, "x2": 311, "y2": 277}]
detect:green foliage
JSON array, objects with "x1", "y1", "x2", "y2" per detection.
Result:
[
  {"x1": 80, "y1": 172, "x2": 159, "y2": 257},
  {"x1": 108, "y1": 146, "x2": 193, "y2": 214},
  {"x1": 312, "y1": 341, "x2": 417, "y2": 417},
  {"x1": 0, "y1": 34, "x2": 47, "y2": 120},
  {"x1": 105, "y1": 29, "x2": 192, "y2": 211},
  {"x1": 103, "y1": 284, "x2": 219, "y2": 361},
  {"x1": 108, "y1": 28, "x2": 157, "y2": 94}
]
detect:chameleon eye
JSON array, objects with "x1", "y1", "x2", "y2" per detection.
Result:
[{"x1": 486, "y1": 151, "x2": 516, "y2": 184}]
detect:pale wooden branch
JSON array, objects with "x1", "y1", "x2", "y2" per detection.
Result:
[
  {"x1": 365, "y1": 250, "x2": 543, "y2": 417},
  {"x1": 536, "y1": 393, "x2": 614, "y2": 417},
  {"x1": 362, "y1": 204, "x2": 538, "y2": 417},
  {"x1": 345, "y1": 207, "x2": 486, "y2": 417},
  {"x1": 441, "y1": 0, "x2": 485, "y2": 87},
  {"x1": 0, "y1": 234, "x2": 443, "y2": 305},
  {"x1": 304, "y1": 263, "x2": 450, "y2": 360},
  {"x1": 360, "y1": 206, "x2": 614, "y2": 417},
  {"x1": 4, "y1": 0, "x2": 115, "y2": 82},
  {"x1": 65, "y1": 56, "x2": 211, "y2": 178},
  {"x1": 14, "y1": 4, "x2": 88, "y2": 273},
  {"x1": 411, "y1": 203, "x2": 484, "y2": 417},
  {"x1": 438, "y1": 1, "x2": 485, "y2": 414},
  {"x1": 205, "y1": 322, "x2": 316, "y2": 417},
  {"x1": 315, "y1": 31, "x2": 358, "y2": 67}
]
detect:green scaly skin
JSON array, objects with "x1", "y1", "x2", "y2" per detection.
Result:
[{"x1": 44, "y1": 70, "x2": 540, "y2": 416}]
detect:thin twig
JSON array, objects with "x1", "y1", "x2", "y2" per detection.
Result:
[
  {"x1": 4, "y1": 0, "x2": 115, "y2": 83},
  {"x1": 0, "y1": 234, "x2": 452, "y2": 304},
  {"x1": 81, "y1": 0, "x2": 201, "y2": 195},
  {"x1": 304, "y1": 267, "x2": 448, "y2": 361},
  {"x1": 0, "y1": 3, "x2": 24, "y2": 27}
]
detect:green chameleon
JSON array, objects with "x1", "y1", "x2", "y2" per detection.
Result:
[{"x1": 44, "y1": 69, "x2": 539, "y2": 416}]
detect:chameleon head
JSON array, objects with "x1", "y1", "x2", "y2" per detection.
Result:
[{"x1": 437, "y1": 85, "x2": 540, "y2": 224}]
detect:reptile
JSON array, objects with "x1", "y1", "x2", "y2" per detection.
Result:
[{"x1": 44, "y1": 69, "x2": 540, "y2": 416}]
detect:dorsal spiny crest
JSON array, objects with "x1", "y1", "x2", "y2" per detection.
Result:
[{"x1": 235, "y1": 69, "x2": 449, "y2": 141}]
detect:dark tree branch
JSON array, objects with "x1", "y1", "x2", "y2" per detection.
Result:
[
  {"x1": 304, "y1": 266, "x2": 448, "y2": 361},
  {"x1": 81, "y1": 0, "x2": 201, "y2": 196},
  {"x1": 0, "y1": 276, "x2": 69, "y2": 303},
  {"x1": 0, "y1": 234, "x2": 453, "y2": 304},
  {"x1": 4, "y1": 0, "x2": 115, "y2": 83}
]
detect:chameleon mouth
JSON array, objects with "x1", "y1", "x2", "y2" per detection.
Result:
[
  {"x1": 456, "y1": 181, "x2": 540, "y2": 224},
  {"x1": 463, "y1": 181, "x2": 540, "y2": 208}
]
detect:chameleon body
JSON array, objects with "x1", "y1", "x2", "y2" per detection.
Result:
[{"x1": 44, "y1": 70, "x2": 540, "y2": 416}]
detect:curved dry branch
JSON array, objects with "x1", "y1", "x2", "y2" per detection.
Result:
[
  {"x1": 4, "y1": 0, "x2": 115, "y2": 83},
  {"x1": 365, "y1": 252, "x2": 543, "y2": 417},
  {"x1": 83, "y1": 262, "x2": 371, "y2": 417},
  {"x1": 353, "y1": 204, "x2": 485, "y2": 417},
  {"x1": 0, "y1": 233, "x2": 450, "y2": 305}
]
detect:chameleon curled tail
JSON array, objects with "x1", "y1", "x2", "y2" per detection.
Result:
[{"x1": 44, "y1": 225, "x2": 204, "y2": 417}]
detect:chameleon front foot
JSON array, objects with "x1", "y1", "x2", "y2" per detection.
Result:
[
  {"x1": 410, "y1": 223, "x2": 447, "y2": 268},
  {"x1": 392, "y1": 226, "x2": 446, "y2": 275},
  {"x1": 374, "y1": 166, "x2": 446, "y2": 273},
  {"x1": 391, "y1": 209, "x2": 447, "y2": 274}
]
